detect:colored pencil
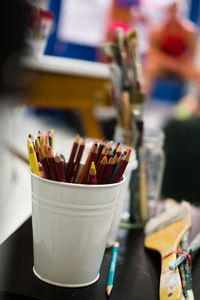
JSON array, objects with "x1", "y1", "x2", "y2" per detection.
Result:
[
  {"x1": 113, "y1": 142, "x2": 121, "y2": 156},
  {"x1": 48, "y1": 129, "x2": 55, "y2": 151},
  {"x1": 44, "y1": 143, "x2": 48, "y2": 157},
  {"x1": 28, "y1": 134, "x2": 34, "y2": 144},
  {"x1": 70, "y1": 138, "x2": 86, "y2": 183},
  {"x1": 107, "y1": 148, "x2": 113, "y2": 161},
  {"x1": 102, "y1": 156, "x2": 115, "y2": 184},
  {"x1": 47, "y1": 146, "x2": 57, "y2": 181},
  {"x1": 34, "y1": 139, "x2": 40, "y2": 162},
  {"x1": 39, "y1": 146, "x2": 50, "y2": 179},
  {"x1": 29, "y1": 144, "x2": 40, "y2": 176},
  {"x1": 83, "y1": 144, "x2": 98, "y2": 184},
  {"x1": 77, "y1": 142, "x2": 95, "y2": 184},
  {"x1": 97, "y1": 156, "x2": 107, "y2": 184},
  {"x1": 27, "y1": 138, "x2": 33, "y2": 170},
  {"x1": 106, "y1": 140, "x2": 113, "y2": 151},
  {"x1": 96, "y1": 137, "x2": 106, "y2": 163},
  {"x1": 96, "y1": 147, "x2": 108, "y2": 172},
  {"x1": 40, "y1": 134, "x2": 45, "y2": 151},
  {"x1": 87, "y1": 161, "x2": 97, "y2": 184},
  {"x1": 55, "y1": 155, "x2": 66, "y2": 182},
  {"x1": 112, "y1": 149, "x2": 131, "y2": 183},
  {"x1": 45, "y1": 134, "x2": 49, "y2": 147},
  {"x1": 106, "y1": 241, "x2": 120, "y2": 296},
  {"x1": 38, "y1": 162, "x2": 45, "y2": 178},
  {"x1": 66, "y1": 135, "x2": 80, "y2": 182}
]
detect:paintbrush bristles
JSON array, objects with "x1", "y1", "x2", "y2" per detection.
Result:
[{"x1": 145, "y1": 202, "x2": 191, "y2": 237}]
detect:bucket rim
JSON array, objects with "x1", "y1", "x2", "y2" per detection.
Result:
[{"x1": 29, "y1": 169, "x2": 126, "y2": 188}]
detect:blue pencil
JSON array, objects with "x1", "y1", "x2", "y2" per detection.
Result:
[{"x1": 106, "y1": 241, "x2": 120, "y2": 296}]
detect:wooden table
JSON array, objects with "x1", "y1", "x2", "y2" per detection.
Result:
[{"x1": 22, "y1": 55, "x2": 111, "y2": 138}]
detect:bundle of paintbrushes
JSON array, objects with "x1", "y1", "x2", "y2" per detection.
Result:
[
  {"x1": 27, "y1": 131, "x2": 132, "y2": 185},
  {"x1": 101, "y1": 28, "x2": 145, "y2": 148},
  {"x1": 144, "y1": 200, "x2": 199, "y2": 300}
]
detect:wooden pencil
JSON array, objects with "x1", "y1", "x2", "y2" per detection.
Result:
[
  {"x1": 66, "y1": 135, "x2": 80, "y2": 182},
  {"x1": 106, "y1": 242, "x2": 120, "y2": 296},
  {"x1": 83, "y1": 144, "x2": 98, "y2": 184},
  {"x1": 39, "y1": 134, "x2": 45, "y2": 151},
  {"x1": 102, "y1": 156, "x2": 115, "y2": 184},
  {"x1": 97, "y1": 156, "x2": 107, "y2": 184},
  {"x1": 87, "y1": 161, "x2": 97, "y2": 184},
  {"x1": 45, "y1": 134, "x2": 49, "y2": 147},
  {"x1": 96, "y1": 137, "x2": 106, "y2": 163},
  {"x1": 113, "y1": 142, "x2": 121, "y2": 156},
  {"x1": 106, "y1": 140, "x2": 113, "y2": 151},
  {"x1": 27, "y1": 138, "x2": 33, "y2": 171},
  {"x1": 47, "y1": 146, "x2": 57, "y2": 181},
  {"x1": 77, "y1": 142, "x2": 95, "y2": 184},
  {"x1": 107, "y1": 148, "x2": 113, "y2": 161},
  {"x1": 96, "y1": 147, "x2": 108, "y2": 173},
  {"x1": 44, "y1": 144, "x2": 48, "y2": 157},
  {"x1": 34, "y1": 139, "x2": 40, "y2": 162},
  {"x1": 38, "y1": 162, "x2": 45, "y2": 178},
  {"x1": 29, "y1": 144, "x2": 40, "y2": 176},
  {"x1": 70, "y1": 138, "x2": 86, "y2": 183},
  {"x1": 39, "y1": 146, "x2": 50, "y2": 179},
  {"x1": 112, "y1": 149, "x2": 131, "y2": 183},
  {"x1": 55, "y1": 155, "x2": 66, "y2": 182}
]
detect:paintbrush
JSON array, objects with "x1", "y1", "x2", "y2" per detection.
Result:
[
  {"x1": 144, "y1": 202, "x2": 192, "y2": 299},
  {"x1": 115, "y1": 27, "x2": 130, "y2": 91},
  {"x1": 170, "y1": 231, "x2": 200, "y2": 270}
]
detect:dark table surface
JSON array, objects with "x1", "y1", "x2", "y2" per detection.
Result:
[{"x1": 0, "y1": 208, "x2": 200, "y2": 300}]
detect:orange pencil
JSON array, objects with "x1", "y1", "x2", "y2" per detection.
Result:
[{"x1": 96, "y1": 147, "x2": 108, "y2": 172}]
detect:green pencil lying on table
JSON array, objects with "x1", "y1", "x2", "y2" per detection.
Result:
[{"x1": 106, "y1": 242, "x2": 120, "y2": 296}]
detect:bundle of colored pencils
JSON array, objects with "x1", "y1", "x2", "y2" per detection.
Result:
[{"x1": 27, "y1": 131, "x2": 132, "y2": 185}]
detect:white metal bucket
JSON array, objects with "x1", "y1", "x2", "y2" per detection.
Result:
[{"x1": 31, "y1": 172, "x2": 125, "y2": 287}]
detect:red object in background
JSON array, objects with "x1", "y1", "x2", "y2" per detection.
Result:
[
  {"x1": 160, "y1": 30, "x2": 187, "y2": 57},
  {"x1": 27, "y1": 3, "x2": 53, "y2": 29}
]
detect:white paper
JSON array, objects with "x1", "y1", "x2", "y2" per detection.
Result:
[{"x1": 57, "y1": 0, "x2": 112, "y2": 46}]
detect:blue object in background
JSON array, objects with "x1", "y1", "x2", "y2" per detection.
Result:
[
  {"x1": 116, "y1": 0, "x2": 139, "y2": 7},
  {"x1": 45, "y1": 0, "x2": 97, "y2": 61},
  {"x1": 152, "y1": 77, "x2": 187, "y2": 103},
  {"x1": 189, "y1": 0, "x2": 200, "y2": 24}
]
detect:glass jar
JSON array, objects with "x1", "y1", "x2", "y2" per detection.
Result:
[{"x1": 142, "y1": 129, "x2": 165, "y2": 218}]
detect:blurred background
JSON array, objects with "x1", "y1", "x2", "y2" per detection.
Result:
[{"x1": 0, "y1": 0, "x2": 200, "y2": 242}]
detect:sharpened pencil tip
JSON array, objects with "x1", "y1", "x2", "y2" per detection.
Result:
[{"x1": 106, "y1": 285, "x2": 113, "y2": 296}]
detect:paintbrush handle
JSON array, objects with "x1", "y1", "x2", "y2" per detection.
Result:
[{"x1": 160, "y1": 252, "x2": 183, "y2": 300}]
